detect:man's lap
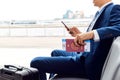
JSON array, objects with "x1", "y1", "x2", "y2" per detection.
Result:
[{"x1": 30, "y1": 55, "x2": 85, "y2": 75}]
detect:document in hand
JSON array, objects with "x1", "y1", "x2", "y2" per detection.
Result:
[{"x1": 65, "y1": 39, "x2": 90, "y2": 52}]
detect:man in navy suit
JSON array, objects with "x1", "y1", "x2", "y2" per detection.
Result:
[{"x1": 30, "y1": 0, "x2": 120, "y2": 80}]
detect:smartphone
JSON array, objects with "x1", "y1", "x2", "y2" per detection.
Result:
[{"x1": 61, "y1": 21, "x2": 69, "y2": 31}]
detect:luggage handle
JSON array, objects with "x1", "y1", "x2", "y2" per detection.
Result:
[{"x1": 4, "y1": 65, "x2": 23, "y2": 71}]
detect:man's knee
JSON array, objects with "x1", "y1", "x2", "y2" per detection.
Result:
[
  {"x1": 51, "y1": 49, "x2": 61, "y2": 56},
  {"x1": 30, "y1": 57, "x2": 45, "y2": 68},
  {"x1": 30, "y1": 58, "x2": 39, "y2": 68}
]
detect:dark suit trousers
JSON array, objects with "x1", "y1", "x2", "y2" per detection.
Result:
[{"x1": 30, "y1": 49, "x2": 87, "y2": 80}]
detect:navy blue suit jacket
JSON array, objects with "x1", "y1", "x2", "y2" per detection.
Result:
[{"x1": 81, "y1": 3, "x2": 120, "y2": 80}]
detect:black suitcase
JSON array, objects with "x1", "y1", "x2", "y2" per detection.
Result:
[{"x1": 0, "y1": 65, "x2": 39, "y2": 80}]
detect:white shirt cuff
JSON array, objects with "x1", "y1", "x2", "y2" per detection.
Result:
[{"x1": 93, "y1": 30, "x2": 100, "y2": 42}]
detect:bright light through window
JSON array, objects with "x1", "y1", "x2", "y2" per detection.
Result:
[
  {"x1": 0, "y1": 0, "x2": 119, "y2": 20},
  {"x1": 0, "y1": 0, "x2": 120, "y2": 20}
]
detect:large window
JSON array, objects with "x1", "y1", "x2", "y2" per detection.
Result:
[{"x1": 0, "y1": 0, "x2": 119, "y2": 37}]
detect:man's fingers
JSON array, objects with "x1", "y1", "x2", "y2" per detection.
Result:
[{"x1": 74, "y1": 35, "x2": 86, "y2": 46}]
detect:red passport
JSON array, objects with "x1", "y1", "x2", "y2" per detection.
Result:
[{"x1": 66, "y1": 39, "x2": 84, "y2": 52}]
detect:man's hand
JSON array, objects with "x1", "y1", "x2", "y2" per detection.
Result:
[
  {"x1": 74, "y1": 31, "x2": 94, "y2": 46},
  {"x1": 69, "y1": 27, "x2": 81, "y2": 37}
]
